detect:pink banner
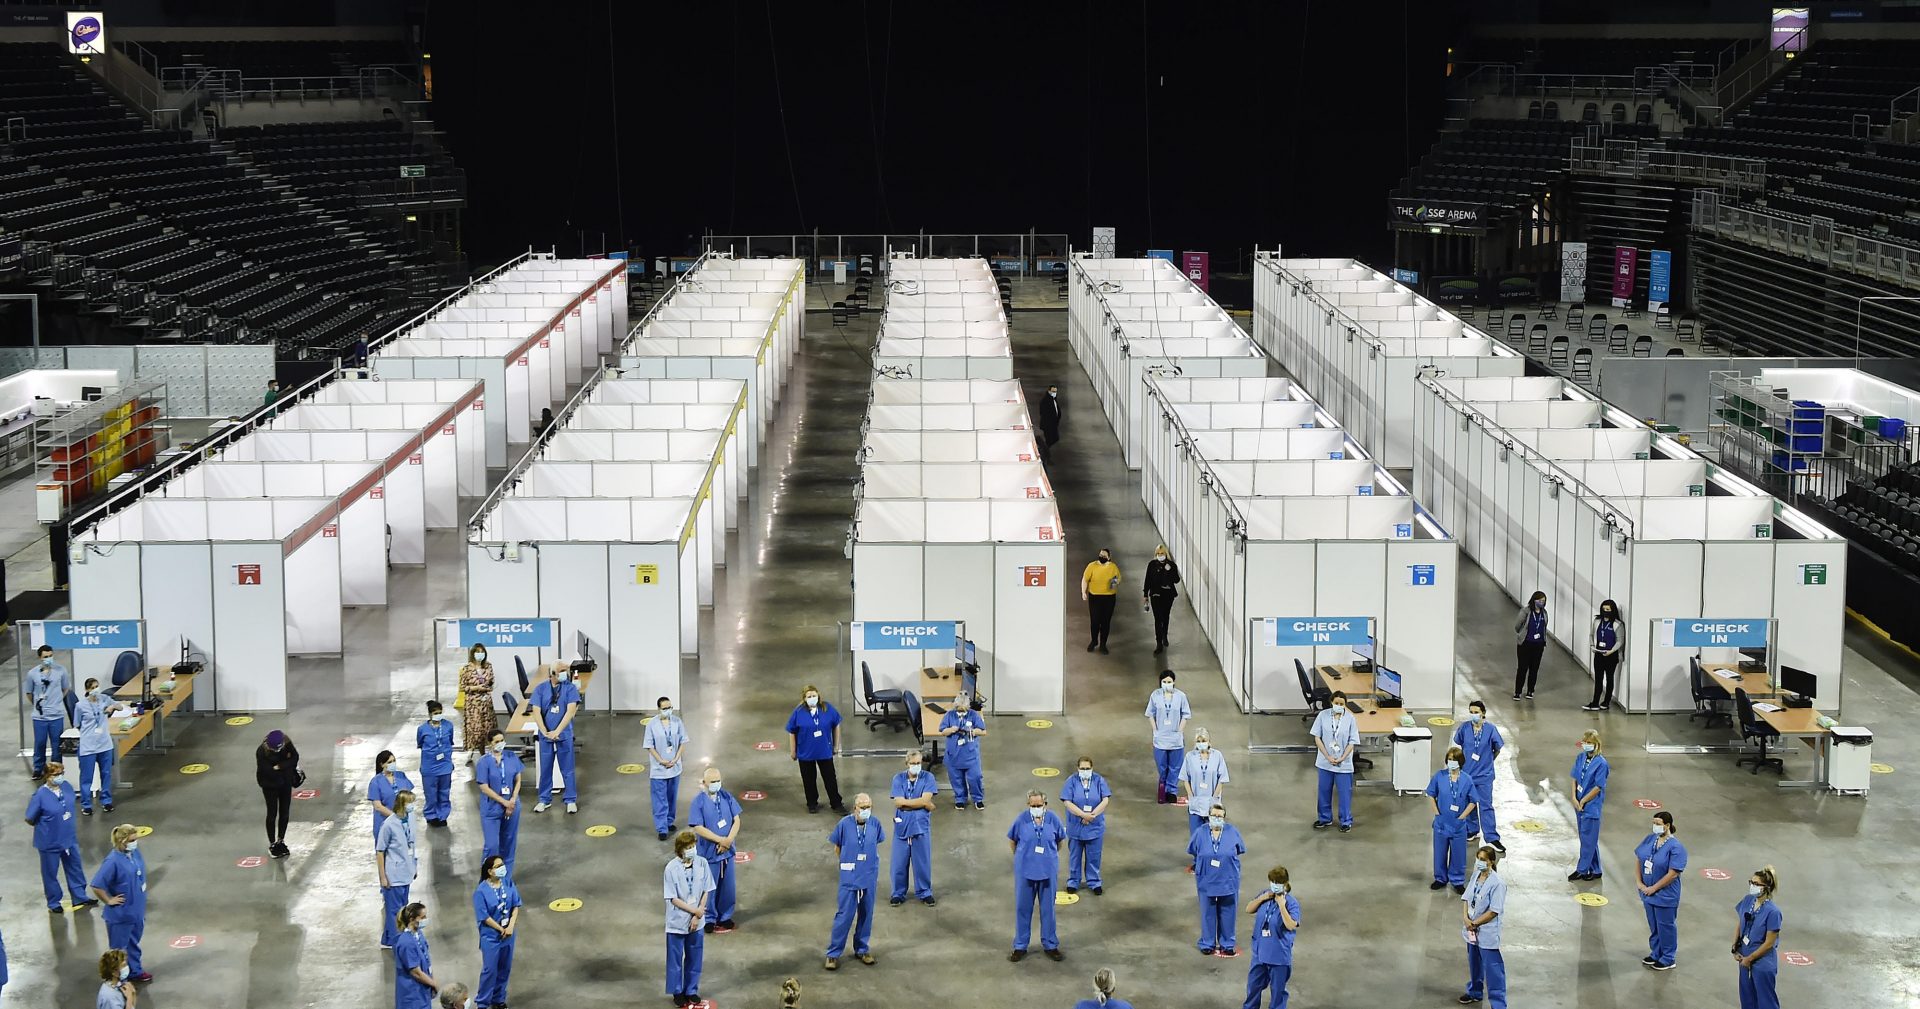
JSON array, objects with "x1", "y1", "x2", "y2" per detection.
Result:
[
  {"x1": 1611, "y1": 246, "x2": 1638, "y2": 308},
  {"x1": 1181, "y1": 251, "x2": 1210, "y2": 292}
]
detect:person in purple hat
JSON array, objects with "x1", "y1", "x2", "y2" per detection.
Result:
[{"x1": 255, "y1": 730, "x2": 302, "y2": 858}]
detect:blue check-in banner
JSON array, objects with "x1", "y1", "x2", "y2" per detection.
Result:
[
  {"x1": 852, "y1": 621, "x2": 959, "y2": 651},
  {"x1": 1262, "y1": 617, "x2": 1372, "y2": 647},
  {"x1": 454, "y1": 619, "x2": 553, "y2": 648},
  {"x1": 37, "y1": 620, "x2": 141, "y2": 650},
  {"x1": 1666, "y1": 618, "x2": 1767, "y2": 649}
]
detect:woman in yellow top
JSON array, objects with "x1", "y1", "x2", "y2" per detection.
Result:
[{"x1": 1082, "y1": 548, "x2": 1121, "y2": 654}]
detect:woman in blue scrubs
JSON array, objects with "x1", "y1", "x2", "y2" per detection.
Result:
[
  {"x1": 1449, "y1": 702, "x2": 1504, "y2": 852},
  {"x1": 375, "y1": 791, "x2": 418, "y2": 949},
  {"x1": 1187, "y1": 803, "x2": 1245, "y2": 956},
  {"x1": 1459, "y1": 844, "x2": 1507, "y2": 1008},
  {"x1": 393, "y1": 902, "x2": 440, "y2": 1009},
  {"x1": 1071, "y1": 968, "x2": 1134, "y2": 1009},
  {"x1": 1243, "y1": 866, "x2": 1300, "y2": 1009},
  {"x1": 1635, "y1": 810, "x2": 1686, "y2": 970},
  {"x1": 1425, "y1": 745, "x2": 1478, "y2": 893},
  {"x1": 474, "y1": 854, "x2": 521, "y2": 1009},
  {"x1": 367, "y1": 750, "x2": 415, "y2": 842},
  {"x1": 1568, "y1": 730, "x2": 1608, "y2": 881},
  {"x1": 25, "y1": 762, "x2": 94, "y2": 912},
  {"x1": 1731, "y1": 866, "x2": 1783, "y2": 1009},
  {"x1": 87, "y1": 825, "x2": 149, "y2": 981},
  {"x1": 74, "y1": 678, "x2": 130, "y2": 814}
]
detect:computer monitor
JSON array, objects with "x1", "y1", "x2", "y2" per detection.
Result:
[
  {"x1": 959, "y1": 669, "x2": 978, "y2": 708},
  {"x1": 955, "y1": 639, "x2": 967, "y2": 664},
  {"x1": 1375, "y1": 667, "x2": 1403, "y2": 703},
  {"x1": 1739, "y1": 646, "x2": 1768, "y2": 662},
  {"x1": 963, "y1": 639, "x2": 976, "y2": 667},
  {"x1": 1779, "y1": 665, "x2": 1817, "y2": 699},
  {"x1": 1352, "y1": 640, "x2": 1374, "y2": 664}
]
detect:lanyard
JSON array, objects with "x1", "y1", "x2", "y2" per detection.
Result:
[{"x1": 1577, "y1": 756, "x2": 1601, "y2": 791}]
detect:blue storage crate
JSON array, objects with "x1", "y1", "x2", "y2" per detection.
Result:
[
  {"x1": 1770, "y1": 452, "x2": 1811, "y2": 472},
  {"x1": 1879, "y1": 416, "x2": 1907, "y2": 442},
  {"x1": 1790, "y1": 399, "x2": 1824, "y2": 420}
]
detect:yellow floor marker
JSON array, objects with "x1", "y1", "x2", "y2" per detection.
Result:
[
  {"x1": 1428, "y1": 716, "x2": 1456, "y2": 727},
  {"x1": 1513, "y1": 820, "x2": 1547, "y2": 833},
  {"x1": 548, "y1": 898, "x2": 583, "y2": 912},
  {"x1": 1026, "y1": 719, "x2": 1054, "y2": 729},
  {"x1": 585, "y1": 825, "x2": 617, "y2": 838},
  {"x1": 225, "y1": 716, "x2": 254, "y2": 726},
  {"x1": 616, "y1": 764, "x2": 645, "y2": 775},
  {"x1": 1055, "y1": 891, "x2": 1079, "y2": 905},
  {"x1": 1575, "y1": 892, "x2": 1608, "y2": 907},
  {"x1": 1870, "y1": 763, "x2": 1894, "y2": 774},
  {"x1": 1032, "y1": 767, "x2": 1060, "y2": 778},
  {"x1": 180, "y1": 763, "x2": 210, "y2": 775}
]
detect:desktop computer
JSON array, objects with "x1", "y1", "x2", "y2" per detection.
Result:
[
  {"x1": 1738, "y1": 646, "x2": 1768, "y2": 673},
  {"x1": 1374, "y1": 667, "x2": 1404, "y2": 708},
  {"x1": 1778, "y1": 666, "x2": 1817, "y2": 708},
  {"x1": 1351, "y1": 640, "x2": 1375, "y2": 675}
]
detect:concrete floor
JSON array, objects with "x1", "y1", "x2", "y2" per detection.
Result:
[{"x1": 2, "y1": 305, "x2": 1917, "y2": 1009}]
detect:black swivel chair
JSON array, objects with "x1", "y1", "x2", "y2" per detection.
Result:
[
  {"x1": 1687, "y1": 656, "x2": 1727, "y2": 728},
  {"x1": 1294, "y1": 658, "x2": 1331, "y2": 725},
  {"x1": 111, "y1": 650, "x2": 144, "y2": 688},
  {"x1": 515, "y1": 656, "x2": 531, "y2": 698},
  {"x1": 861, "y1": 661, "x2": 912, "y2": 732},
  {"x1": 901, "y1": 688, "x2": 934, "y2": 764},
  {"x1": 1734, "y1": 688, "x2": 1784, "y2": 775}
]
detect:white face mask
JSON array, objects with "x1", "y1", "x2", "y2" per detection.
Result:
[
  {"x1": 1078, "y1": 769, "x2": 1092, "y2": 781},
  {"x1": 907, "y1": 764, "x2": 921, "y2": 777},
  {"x1": 680, "y1": 851, "x2": 695, "y2": 865},
  {"x1": 386, "y1": 763, "x2": 402, "y2": 776},
  {"x1": 1196, "y1": 742, "x2": 1209, "y2": 753},
  {"x1": 474, "y1": 652, "x2": 486, "y2": 662},
  {"x1": 1029, "y1": 806, "x2": 1046, "y2": 820},
  {"x1": 1653, "y1": 824, "x2": 1666, "y2": 836},
  {"x1": 1161, "y1": 682, "x2": 1175, "y2": 693},
  {"x1": 1471, "y1": 712, "x2": 1484, "y2": 723},
  {"x1": 490, "y1": 864, "x2": 506, "y2": 879},
  {"x1": 706, "y1": 780, "x2": 722, "y2": 794},
  {"x1": 1475, "y1": 859, "x2": 1489, "y2": 873},
  {"x1": 1269, "y1": 882, "x2": 1286, "y2": 894},
  {"x1": 855, "y1": 808, "x2": 871, "y2": 823},
  {"x1": 120, "y1": 966, "x2": 130, "y2": 981},
  {"x1": 805, "y1": 695, "x2": 819, "y2": 708},
  {"x1": 1446, "y1": 759, "x2": 1460, "y2": 771},
  {"x1": 429, "y1": 713, "x2": 442, "y2": 723},
  {"x1": 1581, "y1": 742, "x2": 1595, "y2": 753},
  {"x1": 1748, "y1": 883, "x2": 1764, "y2": 897},
  {"x1": 490, "y1": 741, "x2": 504, "y2": 754},
  {"x1": 125, "y1": 840, "x2": 138, "y2": 852}
]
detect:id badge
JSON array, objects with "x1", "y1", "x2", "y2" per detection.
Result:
[
  {"x1": 1210, "y1": 859, "x2": 1222, "y2": 868},
  {"x1": 813, "y1": 730, "x2": 823, "y2": 737}
]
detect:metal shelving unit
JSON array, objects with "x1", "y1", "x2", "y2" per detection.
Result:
[{"x1": 35, "y1": 379, "x2": 168, "y2": 520}]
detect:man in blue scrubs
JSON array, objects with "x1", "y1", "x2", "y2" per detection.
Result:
[
  {"x1": 1309, "y1": 692, "x2": 1360, "y2": 831},
  {"x1": 1450, "y1": 700, "x2": 1506, "y2": 852},
  {"x1": 645, "y1": 696, "x2": 687, "y2": 838},
  {"x1": 23, "y1": 645, "x2": 69, "y2": 778},
  {"x1": 529, "y1": 665, "x2": 581, "y2": 815},
  {"x1": 888, "y1": 752, "x2": 938, "y2": 907},
  {"x1": 475, "y1": 731, "x2": 524, "y2": 878},
  {"x1": 687, "y1": 766, "x2": 743, "y2": 932},
  {"x1": 938, "y1": 695, "x2": 986, "y2": 809},
  {"x1": 825, "y1": 793, "x2": 882, "y2": 969},
  {"x1": 1008, "y1": 790, "x2": 1067, "y2": 962},
  {"x1": 415, "y1": 700, "x2": 455, "y2": 827},
  {"x1": 1060, "y1": 756, "x2": 1112, "y2": 895}
]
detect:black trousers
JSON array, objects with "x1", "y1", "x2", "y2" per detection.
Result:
[
  {"x1": 799, "y1": 758, "x2": 843, "y2": 811},
  {"x1": 261, "y1": 785, "x2": 292, "y2": 843},
  {"x1": 1515, "y1": 640, "x2": 1545, "y2": 695},
  {"x1": 1589, "y1": 652, "x2": 1621, "y2": 707},
  {"x1": 1150, "y1": 595, "x2": 1175, "y2": 647},
  {"x1": 1088, "y1": 595, "x2": 1117, "y2": 647}
]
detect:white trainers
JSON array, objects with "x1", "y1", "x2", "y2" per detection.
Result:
[
  {"x1": 533, "y1": 801, "x2": 551, "y2": 813},
  {"x1": 565, "y1": 801, "x2": 578, "y2": 814}
]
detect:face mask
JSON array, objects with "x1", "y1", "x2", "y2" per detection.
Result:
[
  {"x1": 1030, "y1": 806, "x2": 1046, "y2": 820},
  {"x1": 1049, "y1": 391, "x2": 1057, "y2": 398},
  {"x1": 1581, "y1": 743, "x2": 1595, "y2": 753},
  {"x1": 1471, "y1": 712, "x2": 1484, "y2": 723},
  {"x1": 1331, "y1": 703, "x2": 1345, "y2": 715},
  {"x1": 1748, "y1": 883, "x2": 1764, "y2": 897},
  {"x1": 1078, "y1": 769, "x2": 1092, "y2": 781},
  {"x1": 1098, "y1": 555, "x2": 1110, "y2": 563},
  {"x1": 855, "y1": 808, "x2": 871, "y2": 823},
  {"x1": 907, "y1": 764, "x2": 921, "y2": 777},
  {"x1": 386, "y1": 764, "x2": 402, "y2": 776},
  {"x1": 417, "y1": 918, "x2": 429, "y2": 931},
  {"x1": 1446, "y1": 759, "x2": 1460, "y2": 771},
  {"x1": 659, "y1": 708, "x2": 673, "y2": 719},
  {"x1": 1196, "y1": 742, "x2": 1209, "y2": 753},
  {"x1": 490, "y1": 864, "x2": 506, "y2": 879},
  {"x1": 1269, "y1": 882, "x2": 1286, "y2": 894},
  {"x1": 805, "y1": 695, "x2": 819, "y2": 708},
  {"x1": 429, "y1": 713, "x2": 442, "y2": 723},
  {"x1": 1209, "y1": 816, "x2": 1224, "y2": 829},
  {"x1": 475, "y1": 652, "x2": 487, "y2": 662},
  {"x1": 1162, "y1": 682, "x2": 1174, "y2": 693},
  {"x1": 126, "y1": 840, "x2": 138, "y2": 852},
  {"x1": 706, "y1": 780, "x2": 722, "y2": 794},
  {"x1": 120, "y1": 966, "x2": 130, "y2": 981},
  {"x1": 490, "y1": 741, "x2": 504, "y2": 754},
  {"x1": 1475, "y1": 859, "x2": 1489, "y2": 873},
  {"x1": 680, "y1": 852, "x2": 695, "y2": 865},
  {"x1": 1653, "y1": 824, "x2": 1666, "y2": 836},
  {"x1": 1156, "y1": 553, "x2": 1167, "y2": 562}
]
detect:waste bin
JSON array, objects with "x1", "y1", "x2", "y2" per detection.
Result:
[
  {"x1": 1827, "y1": 726, "x2": 1872, "y2": 794},
  {"x1": 1391, "y1": 726, "x2": 1433, "y2": 794}
]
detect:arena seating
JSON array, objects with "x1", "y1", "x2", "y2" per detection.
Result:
[
  {"x1": 121, "y1": 39, "x2": 415, "y2": 82},
  {"x1": 1395, "y1": 119, "x2": 1585, "y2": 212},
  {"x1": 1820, "y1": 462, "x2": 1920, "y2": 573},
  {"x1": 0, "y1": 47, "x2": 455, "y2": 355}
]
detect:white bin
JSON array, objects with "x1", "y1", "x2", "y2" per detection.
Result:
[
  {"x1": 1391, "y1": 725, "x2": 1433, "y2": 794},
  {"x1": 1828, "y1": 725, "x2": 1872, "y2": 794}
]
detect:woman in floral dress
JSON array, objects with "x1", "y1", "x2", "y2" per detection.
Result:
[{"x1": 460, "y1": 644, "x2": 498, "y2": 764}]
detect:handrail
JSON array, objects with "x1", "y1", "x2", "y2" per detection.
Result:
[
  {"x1": 1140, "y1": 373, "x2": 1252, "y2": 543},
  {"x1": 616, "y1": 249, "x2": 723, "y2": 351},
  {"x1": 1890, "y1": 85, "x2": 1920, "y2": 141}
]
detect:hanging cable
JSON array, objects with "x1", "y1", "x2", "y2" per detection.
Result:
[
  {"x1": 604, "y1": 0, "x2": 627, "y2": 254},
  {"x1": 763, "y1": 0, "x2": 808, "y2": 232}
]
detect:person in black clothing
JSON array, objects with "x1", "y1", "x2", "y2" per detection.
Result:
[
  {"x1": 1035, "y1": 385, "x2": 1062, "y2": 446},
  {"x1": 1142, "y1": 545, "x2": 1182, "y2": 653},
  {"x1": 256, "y1": 729, "x2": 301, "y2": 858}
]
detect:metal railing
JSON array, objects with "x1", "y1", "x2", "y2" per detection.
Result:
[
  {"x1": 1891, "y1": 86, "x2": 1920, "y2": 145},
  {"x1": 1568, "y1": 138, "x2": 1767, "y2": 189},
  {"x1": 159, "y1": 64, "x2": 416, "y2": 106},
  {"x1": 1693, "y1": 191, "x2": 1920, "y2": 289},
  {"x1": 700, "y1": 233, "x2": 1072, "y2": 279}
]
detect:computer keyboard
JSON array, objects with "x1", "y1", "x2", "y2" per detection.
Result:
[
  {"x1": 1346, "y1": 701, "x2": 1364, "y2": 714},
  {"x1": 1320, "y1": 665, "x2": 1342, "y2": 679}
]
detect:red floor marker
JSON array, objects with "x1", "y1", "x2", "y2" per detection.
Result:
[
  {"x1": 337, "y1": 736, "x2": 362, "y2": 747},
  {"x1": 753, "y1": 741, "x2": 776, "y2": 751},
  {"x1": 1782, "y1": 951, "x2": 1815, "y2": 966},
  {"x1": 169, "y1": 936, "x2": 200, "y2": 949},
  {"x1": 1700, "y1": 868, "x2": 1732, "y2": 880},
  {"x1": 741, "y1": 790, "x2": 766, "y2": 802},
  {"x1": 733, "y1": 851, "x2": 754, "y2": 863},
  {"x1": 236, "y1": 856, "x2": 265, "y2": 868},
  {"x1": 1632, "y1": 798, "x2": 1662, "y2": 810},
  {"x1": 293, "y1": 789, "x2": 319, "y2": 800}
]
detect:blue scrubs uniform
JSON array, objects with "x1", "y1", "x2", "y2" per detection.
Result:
[
  {"x1": 375, "y1": 814, "x2": 417, "y2": 948},
  {"x1": 1735, "y1": 895, "x2": 1783, "y2": 1009},
  {"x1": 1451, "y1": 720, "x2": 1505, "y2": 844},
  {"x1": 90, "y1": 848, "x2": 146, "y2": 974},
  {"x1": 1244, "y1": 891, "x2": 1301, "y2": 1009},
  {"x1": 825, "y1": 814, "x2": 884, "y2": 958},
  {"x1": 664, "y1": 856, "x2": 715, "y2": 998},
  {"x1": 393, "y1": 928, "x2": 433, "y2": 1009},
  {"x1": 1059, "y1": 771, "x2": 1112, "y2": 890},
  {"x1": 1177, "y1": 747, "x2": 1229, "y2": 833},
  {"x1": 1145, "y1": 687, "x2": 1191, "y2": 801},
  {"x1": 1309, "y1": 707, "x2": 1361, "y2": 826},
  {"x1": 888, "y1": 769, "x2": 938, "y2": 901},
  {"x1": 1636, "y1": 833, "x2": 1687, "y2": 967},
  {"x1": 476, "y1": 750, "x2": 524, "y2": 877},
  {"x1": 1571, "y1": 751, "x2": 1609, "y2": 876},
  {"x1": 643, "y1": 710, "x2": 686, "y2": 831},
  {"x1": 1463, "y1": 870, "x2": 1508, "y2": 1009},
  {"x1": 415, "y1": 718, "x2": 456, "y2": 823},
  {"x1": 24, "y1": 660, "x2": 69, "y2": 777},
  {"x1": 1425, "y1": 769, "x2": 1477, "y2": 886},
  {"x1": 531, "y1": 678, "x2": 583, "y2": 805},
  {"x1": 474, "y1": 878, "x2": 522, "y2": 1008},
  {"x1": 1188, "y1": 823, "x2": 1246, "y2": 953},
  {"x1": 74, "y1": 695, "x2": 123, "y2": 811},
  {"x1": 25, "y1": 781, "x2": 88, "y2": 909},
  {"x1": 366, "y1": 770, "x2": 415, "y2": 841},
  {"x1": 688, "y1": 788, "x2": 744, "y2": 925},
  {"x1": 1008, "y1": 809, "x2": 1067, "y2": 952},
  {"x1": 938, "y1": 707, "x2": 985, "y2": 805}
]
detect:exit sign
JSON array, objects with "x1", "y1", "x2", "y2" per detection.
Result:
[
  {"x1": 399, "y1": 164, "x2": 426, "y2": 179},
  {"x1": 1800, "y1": 563, "x2": 1827, "y2": 585}
]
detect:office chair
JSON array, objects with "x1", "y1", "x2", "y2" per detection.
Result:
[
  {"x1": 901, "y1": 688, "x2": 936, "y2": 765},
  {"x1": 110, "y1": 650, "x2": 144, "y2": 689},
  {"x1": 501, "y1": 691, "x2": 517, "y2": 717},
  {"x1": 1734, "y1": 688, "x2": 1784, "y2": 775},
  {"x1": 1294, "y1": 658, "x2": 1331, "y2": 725},
  {"x1": 1687, "y1": 656, "x2": 1727, "y2": 728},
  {"x1": 515, "y1": 656, "x2": 531, "y2": 698},
  {"x1": 861, "y1": 661, "x2": 912, "y2": 732}
]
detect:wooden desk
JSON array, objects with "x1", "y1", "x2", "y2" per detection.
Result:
[
  {"x1": 1754, "y1": 701, "x2": 1831, "y2": 789},
  {"x1": 117, "y1": 670, "x2": 196, "y2": 750},
  {"x1": 920, "y1": 666, "x2": 962, "y2": 701},
  {"x1": 1315, "y1": 663, "x2": 1374, "y2": 697},
  {"x1": 1701, "y1": 663, "x2": 1773, "y2": 699},
  {"x1": 503, "y1": 664, "x2": 596, "y2": 736}
]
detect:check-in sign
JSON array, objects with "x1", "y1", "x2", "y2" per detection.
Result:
[
  {"x1": 39, "y1": 620, "x2": 140, "y2": 650},
  {"x1": 454, "y1": 619, "x2": 553, "y2": 648},
  {"x1": 852, "y1": 621, "x2": 958, "y2": 650},
  {"x1": 1262, "y1": 617, "x2": 1371, "y2": 647},
  {"x1": 1666, "y1": 618, "x2": 1767, "y2": 648}
]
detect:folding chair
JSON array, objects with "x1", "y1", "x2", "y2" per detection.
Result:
[{"x1": 1549, "y1": 335, "x2": 1570, "y2": 370}]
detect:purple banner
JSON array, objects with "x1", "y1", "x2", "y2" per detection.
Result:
[
  {"x1": 1611, "y1": 247, "x2": 1638, "y2": 308},
  {"x1": 1182, "y1": 251, "x2": 1210, "y2": 292}
]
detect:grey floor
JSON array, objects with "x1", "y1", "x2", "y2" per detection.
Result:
[{"x1": 1, "y1": 306, "x2": 1916, "y2": 1009}]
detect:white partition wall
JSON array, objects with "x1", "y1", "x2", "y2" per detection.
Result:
[
  {"x1": 1412, "y1": 375, "x2": 1849, "y2": 713},
  {"x1": 1253, "y1": 252, "x2": 1527, "y2": 468},
  {"x1": 307, "y1": 378, "x2": 487, "y2": 496}
]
